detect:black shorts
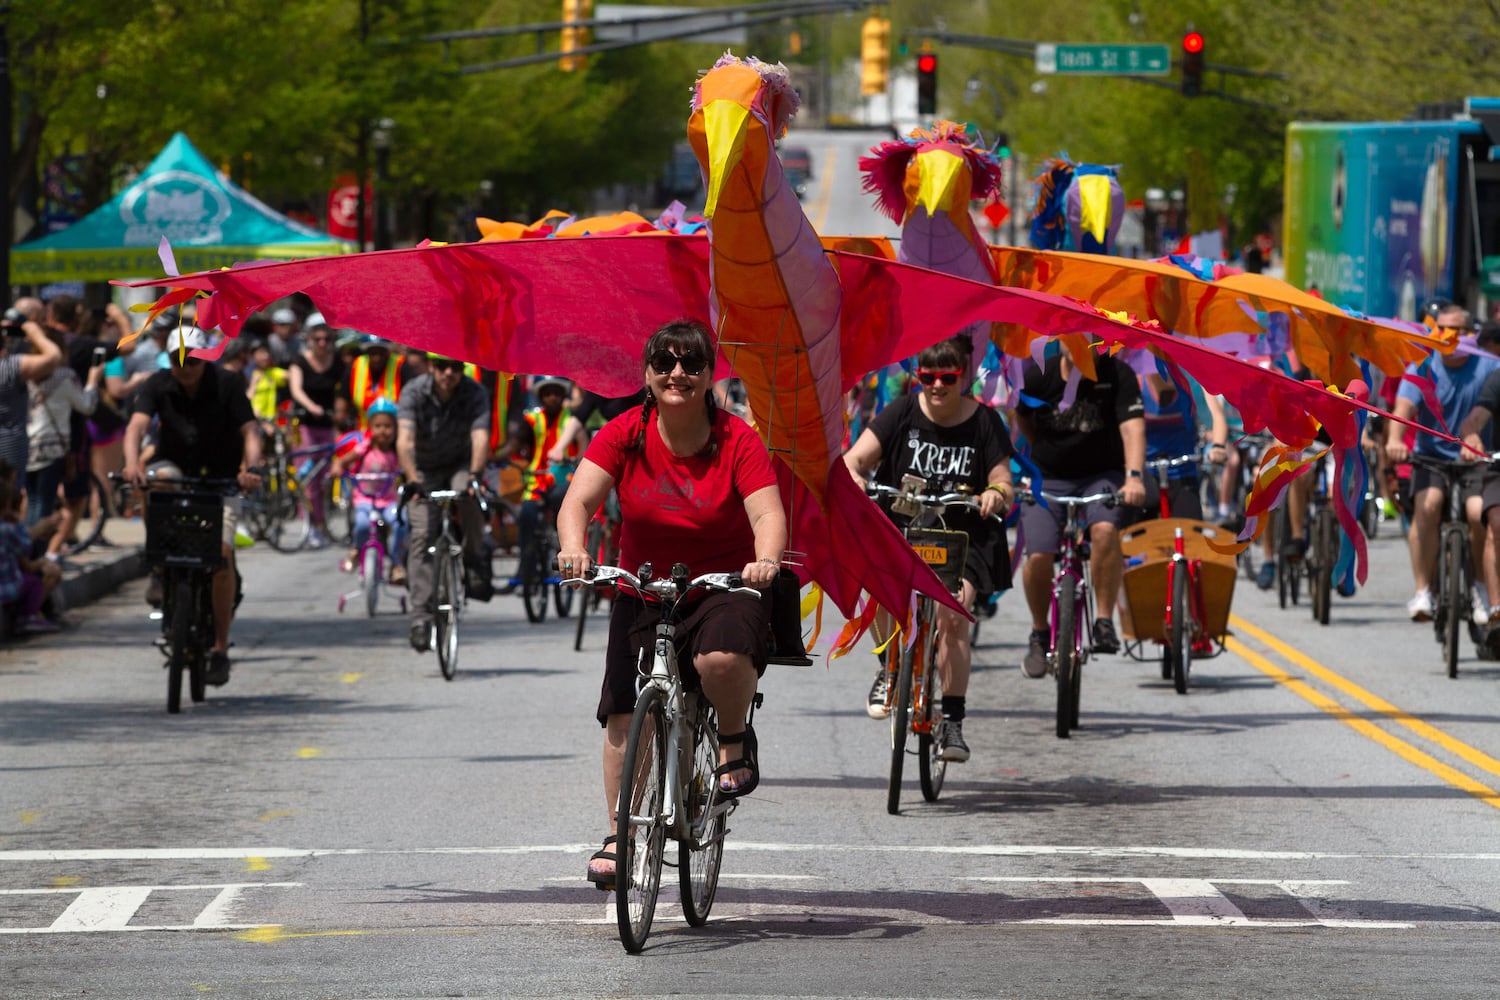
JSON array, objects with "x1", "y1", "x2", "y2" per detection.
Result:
[
  {"x1": 1410, "y1": 462, "x2": 1500, "y2": 515},
  {"x1": 597, "y1": 590, "x2": 769, "y2": 725}
]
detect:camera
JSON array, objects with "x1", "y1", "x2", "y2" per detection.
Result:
[{"x1": 1, "y1": 307, "x2": 25, "y2": 334}]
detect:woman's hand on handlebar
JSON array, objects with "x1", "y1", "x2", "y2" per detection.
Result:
[
  {"x1": 739, "y1": 557, "x2": 780, "y2": 588},
  {"x1": 556, "y1": 547, "x2": 591, "y2": 580},
  {"x1": 124, "y1": 462, "x2": 148, "y2": 489}
]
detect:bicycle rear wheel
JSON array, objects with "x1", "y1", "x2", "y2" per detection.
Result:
[
  {"x1": 616, "y1": 686, "x2": 668, "y2": 953},
  {"x1": 434, "y1": 547, "x2": 461, "y2": 680},
  {"x1": 62, "y1": 475, "x2": 110, "y2": 555},
  {"x1": 1170, "y1": 562, "x2": 1192, "y2": 695},
  {"x1": 887, "y1": 627, "x2": 917, "y2": 815},
  {"x1": 917, "y1": 620, "x2": 946, "y2": 802},
  {"x1": 1442, "y1": 529, "x2": 1465, "y2": 679},
  {"x1": 678, "y1": 696, "x2": 724, "y2": 927},
  {"x1": 362, "y1": 546, "x2": 381, "y2": 618},
  {"x1": 267, "y1": 479, "x2": 311, "y2": 552},
  {"x1": 1055, "y1": 580, "x2": 1078, "y2": 738}
]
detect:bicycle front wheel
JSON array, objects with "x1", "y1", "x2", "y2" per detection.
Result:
[
  {"x1": 1170, "y1": 563, "x2": 1192, "y2": 695},
  {"x1": 573, "y1": 524, "x2": 602, "y2": 651},
  {"x1": 1442, "y1": 528, "x2": 1465, "y2": 679},
  {"x1": 678, "y1": 696, "x2": 724, "y2": 927},
  {"x1": 887, "y1": 626, "x2": 917, "y2": 815},
  {"x1": 434, "y1": 547, "x2": 461, "y2": 680},
  {"x1": 521, "y1": 543, "x2": 548, "y2": 624},
  {"x1": 1055, "y1": 580, "x2": 1078, "y2": 738},
  {"x1": 167, "y1": 579, "x2": 194, "y2": 714},
  {"x1": 616, "y1": 686, "x2": 668, "y2": 953},
  {"x1": 917, "y1": 619, "x2": 946, "y2": 802},
  {"x1": 1311, "y1": 508, "x2": 1335, "y2": 626}
]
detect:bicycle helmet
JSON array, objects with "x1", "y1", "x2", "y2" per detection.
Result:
[
  {"x1": 163, "y1": 325, "x2": 217, "y2": 354},
  {"x1": 365, "y1": 397, "x2": 399, "y2": 421},
  {"x1": 532, "y1": 374, "x2": 571, "y2": 394}
]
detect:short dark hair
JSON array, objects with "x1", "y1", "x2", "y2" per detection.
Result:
[
  {"x1": 915, "y1": 336, "x2": 970, "y2": 372},
  {"x1": 1479, "y1": 321, "x2": 1500, "y2": 349},
  {"x1": 46, "y1": 294, "x2": 81, "y2": 328}
]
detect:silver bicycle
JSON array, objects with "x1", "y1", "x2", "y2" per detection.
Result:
[{"x1": 570, "y1": 562, "x2": 761, "y2": 953}]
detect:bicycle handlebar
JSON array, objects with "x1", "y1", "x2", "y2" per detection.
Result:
[
  {"x1": 564, "y1": 564, "x2": 761, "y2": 602},
  {"x1": 1015, "y1": 487, "x2": 1121, "y2": 508},
  {"x1": 109, "y1": 471, "x2": 243, "y2": 495},
  {"x1": 864, "y1": 481, "x2": 981, "y2": 510},
  {"x1": 1144, "y1": 454, "x2": 1203, "y2": 472}
]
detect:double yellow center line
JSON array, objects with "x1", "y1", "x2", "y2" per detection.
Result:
[{"x1": 1227, "y1": 615, "x2": 1500, "y2": 812}]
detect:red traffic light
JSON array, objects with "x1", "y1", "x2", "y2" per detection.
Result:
[
  {"x1": 917, "y1": 53, "x2": 937, "y2": 73},
  {"x1": 1182, "y1": 31, "x2": 1204, "y2": 54}
]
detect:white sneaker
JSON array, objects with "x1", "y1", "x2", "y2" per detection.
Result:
[
  {"x1": 1473, "y1": 583, "x2": 1491, "y2": 624},
  {"x1": 1407, "y1": 590, "x2": 1435, "y2": 622}
]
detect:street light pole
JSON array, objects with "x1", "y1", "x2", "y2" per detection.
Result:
[
  {"x1": 1, "y1": 4, "x2": 13, "y2": 297},
  {"x1": 372, "y1": 118, "x2": 394, "y2": 251}
]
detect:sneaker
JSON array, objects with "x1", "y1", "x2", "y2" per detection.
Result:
[
  {"x1": 1022, "y1": 630, "x2": 1049, "y2": 678},
  {"x1": 1255, "y1": 561, "x2": 1275, "y2": 591},
  {"x1": 866, "y1": 669, "x2": 890, "y2": 719},
  {"x1": 1336, "y1": 578, "x2": 1356, "y2": 598},
  {"x1": 1381, "y1": 498, "x2": 1399, "y2": 519},
  {"x1": 19, "y1": 614, "x2": 60, "y2": 634},
  {"x1": 306, "y1": 528, "x2": 328, "y2": 551},
  {"x1": 938, "y1": 719, "x2": 970, "y2": 762},
  {"x1": 1091, "y1": 617, "x2": 1120, "y2": 655},
  {"x1": 233, "y1": 526, "x2": 256, "y2": 548},
  {"x1": 205, "y1": 651, "x2": 231, "y2": 686},
  {"x1": 1472, "y1": 583, "x2": 1491, "y2": 624},
  {"x1": 409, "y1": 620, "x2": 432, "y2": 653},
  {"x1": 1407, "y1": 590, "x2": 1435, "y2": 622}
]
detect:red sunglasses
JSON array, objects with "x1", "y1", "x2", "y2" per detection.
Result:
[{"x1": 915, "y1": 369, "x2": 962, "y2": 386}]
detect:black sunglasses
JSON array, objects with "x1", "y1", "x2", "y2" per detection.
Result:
[
  {"x1": 915, "y1": 370, "x2": 961, "y2": 386},
  {"x1": 171, "y1": 357, "x2": 206, "y2": 368},
  {"x1": 431, "y1": 359, "x2": 463, "y2": 372},
  {"x1": 648, "y1": 349, "x2": 708, "y2": 377}
]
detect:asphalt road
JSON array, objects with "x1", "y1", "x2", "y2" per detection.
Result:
[{"x1": 4, "y1": 507, "x2": 1500, "y2": 999}]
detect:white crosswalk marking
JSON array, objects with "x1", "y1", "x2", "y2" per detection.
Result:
[{"x1": 0, "y1": 883, "x2": 302, "y2": 934}]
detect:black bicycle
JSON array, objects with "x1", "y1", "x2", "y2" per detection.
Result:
[{"x1": 124, "y1": 473, "x2": 240, "y2": 713}]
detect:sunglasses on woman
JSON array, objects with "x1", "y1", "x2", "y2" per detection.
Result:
[
  {"x1": 915, "y1": 369, "x2": 962, "y2": 386},
  {"x1": 648, "y1": 349, "x2": 708, "y2": 376}
]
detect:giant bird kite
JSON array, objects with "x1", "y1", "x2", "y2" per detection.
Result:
[{"x1": 123, "y1": 53, "x2": 1430, "y2": 633}]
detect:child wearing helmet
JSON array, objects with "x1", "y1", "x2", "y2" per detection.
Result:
[{"x1": 332, "y1": 397, "x2": 407, "y2": 581}]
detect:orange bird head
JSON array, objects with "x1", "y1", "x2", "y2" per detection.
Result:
[
  {"x1": 859, "y1": 121, "x2": 1003, "y2": 226},
  {"x1": 688, "y1": 53, "x2": 801, "y2": 219}
]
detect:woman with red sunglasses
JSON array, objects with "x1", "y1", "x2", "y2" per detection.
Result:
[{"x1": 842, "y1": 336, "x2": 1015, "y2": 763}]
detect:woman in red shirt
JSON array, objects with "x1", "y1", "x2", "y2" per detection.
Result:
[{"x1": 557, "y1": 319, "x2": 787, "y2": 890}]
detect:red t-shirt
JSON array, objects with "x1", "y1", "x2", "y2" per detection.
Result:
[{"x1": 585, "y1": 407, "x2": 779, "y2": 576}]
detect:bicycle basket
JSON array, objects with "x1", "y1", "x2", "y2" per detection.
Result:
[
  {"x1": 145, "y1": 491, "x2": 225, "y2": 569},
  {"x1": 906, "y1": 527, "x2": 969, "y2": 592}
]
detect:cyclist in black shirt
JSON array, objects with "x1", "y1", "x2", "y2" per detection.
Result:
[{"x1": 123, "y1": 328, "x2": 263, "y2": 686}]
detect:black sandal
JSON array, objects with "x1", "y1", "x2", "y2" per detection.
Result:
[
  {"x1": 586, "y1": 835, "x2": 618, "y2": 891},
  {"x1": 714, "y1": 725, "x2": 760, "y2": 800}
]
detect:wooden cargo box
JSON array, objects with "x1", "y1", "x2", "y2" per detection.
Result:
[{"x1": 1118, "y1": 517, "x2": 1238, "y2": 643}]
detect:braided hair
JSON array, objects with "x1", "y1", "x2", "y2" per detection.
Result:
[{"x1": 627, "y1": 318, "x2": 720, "y2": 459}]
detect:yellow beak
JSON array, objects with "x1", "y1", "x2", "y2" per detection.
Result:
[
  {"x1": 915, "y1": 149, "x2": 964, "y2": 217},
  {"x1": 702, "y1": 100, "x2": 751, "y2": 219}
]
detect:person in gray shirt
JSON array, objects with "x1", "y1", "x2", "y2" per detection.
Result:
[{"x1": 396, "y1": 354, "x2": 492, "y2": 652}]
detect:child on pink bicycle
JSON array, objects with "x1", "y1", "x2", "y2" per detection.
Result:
[{"x1": 333, "y1": 398, "x2": 407, "y2": 584}]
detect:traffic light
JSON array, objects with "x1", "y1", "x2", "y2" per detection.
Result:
[
  {"x1": 1180, "y1": 30, "x2": 1205, "y2": 97},
  {"x1": 993, "y1": 131, "x2": 1011, "y2": 160},
  {"x1": 917, "y1": 51, "x2": 938, "y2": 116},
  {"x1": 860, "y1": 16, "x2": 890, "y2": 96},
  {"x1": 561, "y1": 0, "x2": 592, "y2": 72}
]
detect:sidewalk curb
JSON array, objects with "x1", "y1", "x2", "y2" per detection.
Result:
[{"x1": 55, "y1": 547, "x2": 149, "y2": 615}]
